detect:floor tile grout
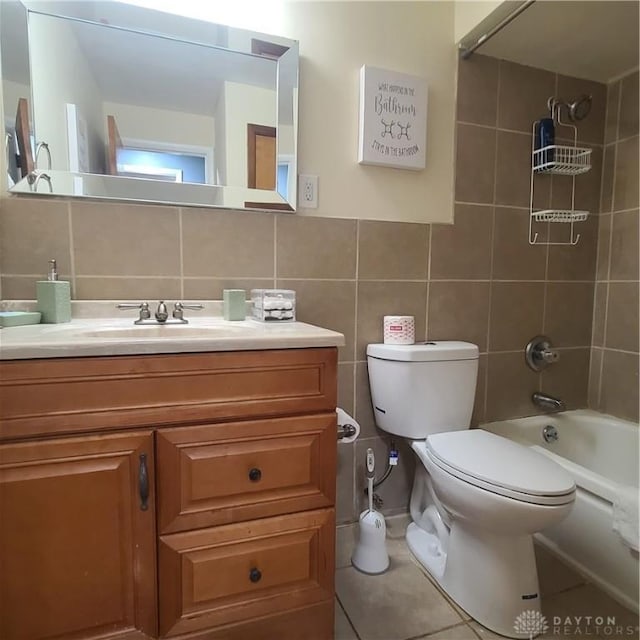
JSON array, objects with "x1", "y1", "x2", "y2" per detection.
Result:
[{"x1": 336, "y1": 593, "x2": 363, "y2": 640}]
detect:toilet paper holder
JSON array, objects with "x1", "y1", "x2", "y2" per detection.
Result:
[{"x1": 337, "y1": 423, "x2": 358, "y2": 440}]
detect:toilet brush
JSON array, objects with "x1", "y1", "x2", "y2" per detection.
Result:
[{"x1": 351, "y1": 448, "x2": 390, "y2": 574}]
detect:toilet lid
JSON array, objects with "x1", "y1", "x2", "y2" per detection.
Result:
[{"x1": 425, "y1": 430, "x2": 575, "y2": 504}]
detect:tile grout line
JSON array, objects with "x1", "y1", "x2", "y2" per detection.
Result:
[
  {"x1": 178, "y1": 208, "x2": 184, "y2": 300},
  {"x1": 335, "y1": 594, "x2": 363, "y2": 640},
  {"x1": 67, "y1": 201, "x2": 77, "y2": 298},
  {"x1": 483, "y1": 58, "x2": 502, "y2": 423}
]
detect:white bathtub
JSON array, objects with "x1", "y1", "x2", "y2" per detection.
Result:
[{"x1": 481, "y1": 410, "x2": 639, "y2": 612}]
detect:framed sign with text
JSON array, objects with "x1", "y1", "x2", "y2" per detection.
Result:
[{"x1": 358, "y1": 65, "x2": 428, "y2": 170}]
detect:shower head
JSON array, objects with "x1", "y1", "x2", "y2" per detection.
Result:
[
  {"x1": 547, "y1": 94, "x2": 593, "y2": 123},
  {"x1": 567, "y1": 94, "x2": 592, "y2": 121}
]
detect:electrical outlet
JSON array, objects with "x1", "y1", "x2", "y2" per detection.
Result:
[{"x1": 298, "y1": 174, "x2": 318, "y2": 208}]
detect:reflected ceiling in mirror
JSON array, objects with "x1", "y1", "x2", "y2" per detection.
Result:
[{"x1": 1, "y1": 1, "x2": 298, "y2": 211}]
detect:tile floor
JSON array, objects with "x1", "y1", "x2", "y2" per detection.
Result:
[{"x1": 335, "y1": 515, "x2": 639, "y2": 640}]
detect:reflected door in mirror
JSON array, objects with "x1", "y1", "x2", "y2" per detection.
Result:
[{"x1": 247, "y1": 124, "x2": 276, "y2": 190}]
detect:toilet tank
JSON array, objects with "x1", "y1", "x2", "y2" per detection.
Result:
[{"x1": 366, "y1": 341, "x2": 479, "y2": 439}]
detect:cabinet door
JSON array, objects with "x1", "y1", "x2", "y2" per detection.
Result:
[{"x1": 0, "y1": 431, "x2": 157, "y2": 640}]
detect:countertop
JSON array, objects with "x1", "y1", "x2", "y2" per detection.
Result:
[{"x1": 0, "y1": 316, "x2": 345, "y2": 360}]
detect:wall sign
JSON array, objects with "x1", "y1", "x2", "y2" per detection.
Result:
[{"x1": 358, "y1": 65, "x2": 428, "y2": 170}]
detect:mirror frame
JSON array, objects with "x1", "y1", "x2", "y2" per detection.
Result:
[{"x1": 2, "y1": 1, "x2": 298, "y2": 212}]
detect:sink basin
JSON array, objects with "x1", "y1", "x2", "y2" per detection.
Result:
[{"x1": 81, "y1": 325, "x2": 251, "y2": 339}]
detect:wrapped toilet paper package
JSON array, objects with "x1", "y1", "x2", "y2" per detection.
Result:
[
  {"x1": 383, "y1": 315, "x2": 415, "y2": 344},
  {"x1": 336, "y1": 408, "x2": 360, "y2": 443}
]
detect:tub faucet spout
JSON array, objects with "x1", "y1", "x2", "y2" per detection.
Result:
[{"x1": 532, "y1": 391, "x2": 565, "y2": 413}]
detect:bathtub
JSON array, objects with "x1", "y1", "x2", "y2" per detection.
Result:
[{"x1": 481, "y1": 410, "x2": 639, "y2": 613}]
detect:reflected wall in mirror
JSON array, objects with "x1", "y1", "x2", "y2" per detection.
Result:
[{"x1": 1, "y1": 1, "x2": 298, "y2": 211}]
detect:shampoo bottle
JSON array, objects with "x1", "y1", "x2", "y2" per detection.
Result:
[{"x1": 36, "y1": 259, "x2": 71, "y2": 323}]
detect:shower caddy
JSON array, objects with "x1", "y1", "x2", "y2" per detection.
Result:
[{"x1": 528, "y1": 100, "x2": 592, "y2": 245}]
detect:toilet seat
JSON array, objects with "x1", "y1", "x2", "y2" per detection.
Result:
[{"x1": 420, "y1": 430, "x2": 575, "y2": 506}]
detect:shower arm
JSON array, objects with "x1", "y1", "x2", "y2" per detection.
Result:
[{"x1": 459, "y1": 0, "x2": 536, "y2": 60}]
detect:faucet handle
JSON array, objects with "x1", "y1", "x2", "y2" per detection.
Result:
[
  {"x1": 172, "y1": 301, "x2": 204, "y2": 322},
  {"x1": 117, "y1": 302, "x2": 151, "y2": 324},
  {"x1": 525, "y1": 335, "x2": 560, "y2": 371}
]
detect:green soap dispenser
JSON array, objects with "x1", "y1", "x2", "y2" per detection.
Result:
[{"x1": 36, "y1": 259, "x2": 71, "y2": 323}]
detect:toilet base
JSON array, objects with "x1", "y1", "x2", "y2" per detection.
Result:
[{"x1": 406, "y1": 521, "x2": 543, "y2": 639}]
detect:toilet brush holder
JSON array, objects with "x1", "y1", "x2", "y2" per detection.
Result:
[
  {"x1": 351, "y1": 508, "x2": 389, "y2": 574},
  {"x1": 351, "y1": 447, "x2": 389, "y2": 574}
]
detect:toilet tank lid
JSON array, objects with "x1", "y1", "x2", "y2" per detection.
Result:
[{"x1": 367, "y1": 341, "x2": 479, "y2": 362}]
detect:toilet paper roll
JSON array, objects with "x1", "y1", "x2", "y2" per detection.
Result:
[
  {"x1": 383, "y1": 315, "x2": 415, "y2": 344},
  {"x1": 337, "y1": 408, "x2": 360, "y2": 444}
]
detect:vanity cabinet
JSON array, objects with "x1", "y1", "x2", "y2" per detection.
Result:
[{"x1": 0, "y1": 347, "x2": 337, "y2": 640}]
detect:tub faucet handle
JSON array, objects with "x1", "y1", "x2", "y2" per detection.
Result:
[{"x1": 525, "y1": 335, "x2": 560, "y2": 371}]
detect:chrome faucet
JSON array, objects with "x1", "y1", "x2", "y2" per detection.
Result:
[
  {"x1": 155, "y1": 301, "x2": 169, "y2": 323},
  {"x1": 172, "y1": 302, "x2": 204, "y2": 323},
  {"x1": 117, "y1": 301, "x2": 203, "y2": 324},
  {"x1": 532, "y1": 392, "x2": 565, "y2": 413}
]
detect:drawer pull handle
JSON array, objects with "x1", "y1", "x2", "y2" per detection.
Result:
[
  {"x1": 248, "y1": 467, "x2": 262, "y2": 482},
  {"x1": 139, "y1": 453, "x2": 149, "y2": 511},
  {"x1": 249, "y1": 567, "x2": 262, "y2": 583}
]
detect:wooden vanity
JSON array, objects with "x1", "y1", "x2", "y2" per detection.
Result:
[{"x1": 0, "y1": 347, "x2": 338, "y2": 639}]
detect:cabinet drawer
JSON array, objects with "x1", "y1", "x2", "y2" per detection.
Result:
[
  {"x1": 0, "y1": 348, "x2": 337, "y2": 440},
  {"x1": 157, "y1": 413, "x2": 336, "y2": 533},
  {"x1": 158, "y1": 508, "x2": 335, "y2": 637}
]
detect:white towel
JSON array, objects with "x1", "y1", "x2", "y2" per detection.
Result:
[{"x1": 612, "y1": 485, "x2": 639, "y2": 552}]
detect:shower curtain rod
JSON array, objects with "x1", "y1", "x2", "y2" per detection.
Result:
[{"x1": 459, "y1": 0, "x2": 536, "y2": 60}]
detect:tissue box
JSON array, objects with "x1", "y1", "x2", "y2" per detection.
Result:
[{"x1": 251, "y1": 289, "x2": 296, "y2": 322}]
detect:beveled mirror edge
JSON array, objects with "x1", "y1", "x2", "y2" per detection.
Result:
[{"x1": 2, "y1": 1, "x2": 299, "y2": 213}]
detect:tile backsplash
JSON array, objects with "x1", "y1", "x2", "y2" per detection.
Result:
[{"x1": 1, "y1": 56, "x2": 625, "y2": 524}]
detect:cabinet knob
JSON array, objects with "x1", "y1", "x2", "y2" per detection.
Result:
[
  {"x1": 249, "y1": 567, "x2": 262, "y2": 583},
  {"x1": 248, "y1": 467, "x2": 262, "y2": 482}
]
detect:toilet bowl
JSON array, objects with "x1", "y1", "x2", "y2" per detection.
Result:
[{"x1": 367, "y1": 342, "x2": 576, "y2": 639}]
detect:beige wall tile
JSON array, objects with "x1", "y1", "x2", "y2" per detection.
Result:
[
  {"x1": 591, "y1": 282, "x2": 607, "y2": 347},
  {"x1": 0, "y1": 197, "x2": 71, "y2": 276},
  {"x1": 601, "y1": 349, "x2": 639, "y2": 422},
  {"x1": 472, "y1": 353, "x2": 487, "y2": 427},
  {"x1": 613, "y1": 135, "x2": 639, "y2": 211},
  {"x1": 430, "y1": 204, "x2": 493, "y2": 280},
  {"x1": 497, "y1": 60, "x2": 556, "y2": 133},
  {"x1": 610, "y1": 210, "x2": 639, "y2": 280},
  {"x1": 546, "y1": 215, "x2": 598, "y2": 282},
  {"x1": 276, "y1": 215, "x2": 356, "y2": 279},
  {"x1": 600, "y1": 145, "x2": 615, "y2": 213},
  {"x1": 486, "y1": 352, "x2": 542, "y2": 421},
  {"x1": 182, "y1": 209, "x2": 274, "y2": 277},
  {"x1": 495, "y1": 131, "x2": 550, "y2": 209},
  {"x1": 541, "y1": 348, "x2": 590, "y2": 410},
  {"x1": 619, "y1": 70, "x2": 639, "y2": 140},
  {"x1": 604, "y1": 81, "x2": 620, "y2": 145},
  {"x1": 337, "y1": 363, "x2": 355, "y2": 415},
  {"x1": 74, "y1": 277, "x2": 181, "y2": 301},
  {"x1": 278, "y1": 279, "x2": 356, "y2": 361},
  {"x1": 587, "y1": 347, "x2": 603, "y2": 410},
  {"x1": 556, "y1": 75, "x2": 607, "y2": 145},
  {"x1": 596, "y1": 214, "x2": 611, "y2": 280},
  {"x1": 183, "y1": 278, "x2": 273, "y2": 300},
  {"x1": 358, "y1": 221, "x2": 429, "y2": 280},
  {"x1": 492, "y1": 208, "x2": 547, "y2": 280},
  {"x1": 489, "y1": 282, "x2": 545, "y2": 352},
  {"x1": 456, "y1": 54, "x2": 499, "y2": 126},
  {"x1": 1, "y1": 275, "x2": 73, "y2": 300},
  {"x1": 72, "y1": 202, "x2": 180, "y2": 276},
  {"x1": 605, "y1": 282, "x2": 639, "y2": 352},
  {"x1": 428, "y1": 281, "x2": 490, "y2": 351},
  {"x1": 354, "y1": 361, "x2": 377, "y2": 439},
  {"x1": 545, "y1": 282, "x2": 595, "y2": 347},
  {"x1": 355, "y1": 436, "x2": 415, "y2": 515},
  {"x1": 336, "y1": 445, "x2": 355, "y2": 524},
  {"x1": 455, "y1": 124, "x2": 496, "y2": 204},
  {"x1": 355, "y1": 281, "x2": 427, "y2": 359}
]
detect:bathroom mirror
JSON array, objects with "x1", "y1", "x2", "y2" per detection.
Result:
[{"x1": 1, "y1": 1, "x2": 298, "y2": 211}]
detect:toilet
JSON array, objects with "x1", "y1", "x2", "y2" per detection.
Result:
[{"x1": 367, "y1": 341, "x2": 576, "y2": 639}]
